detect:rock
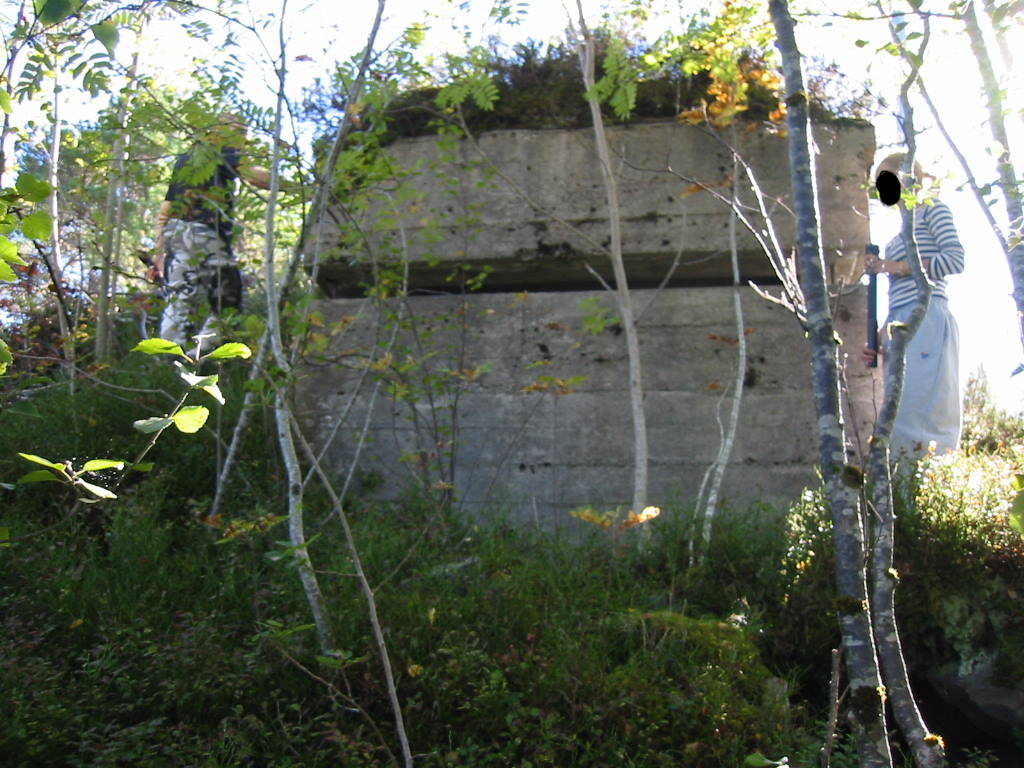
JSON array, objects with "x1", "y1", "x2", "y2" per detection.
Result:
[{"x1": 926, "y1": 656, "x2": 1024, "y2": 740}]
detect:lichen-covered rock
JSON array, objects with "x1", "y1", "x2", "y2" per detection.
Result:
[{"x1": 926, "y1": 657, "x2": 1024, "y2": 739}]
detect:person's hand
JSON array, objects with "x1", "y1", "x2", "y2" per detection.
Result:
[
  {"x1": 865, "y1": 250, "x2": 884, "y2": 274},
  {"x1": 861, "y1": 344, "x2": 880, "y2": 367},
  {"x1": 146, "y1": 251, "x2": 164, "y2": 284},
  {"x1": 865, "y1": 252, "x2": 910, "y2": 277}
]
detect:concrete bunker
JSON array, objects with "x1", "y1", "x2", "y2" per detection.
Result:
[{"x1": 297, "y1": 120, "x2": 878, "y2": 526}]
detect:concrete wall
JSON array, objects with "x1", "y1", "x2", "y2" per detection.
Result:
[
  {"x1": 297, "y1": 287, "x2": 840, "y2": 526},
  {"x1": 307, "y1": 120, "x2": 876, "y2": 294},
  {"x1": 296, "y1": 120, "x2": 880, "y2": 526}
]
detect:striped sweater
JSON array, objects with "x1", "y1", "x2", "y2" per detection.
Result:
[{"x1": 884, "y1": 200, "x2": 965, "y2": 311}]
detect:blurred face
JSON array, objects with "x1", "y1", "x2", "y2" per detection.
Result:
[{"x1": 875, "y1": 160, "x2": 921, "y2": 209}]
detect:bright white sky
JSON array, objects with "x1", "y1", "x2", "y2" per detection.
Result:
[{"x1": 40, "y1": 0, "x2": 1024, "y2": 410}]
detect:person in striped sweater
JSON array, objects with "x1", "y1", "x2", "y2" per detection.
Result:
[{"x1": 861, "y1": 152, "x2": 966, "y2": 460}]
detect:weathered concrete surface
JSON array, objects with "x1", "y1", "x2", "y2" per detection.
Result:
[
  {"x1": 295, "y1": 286, "x2": 879, "y2": 527},
  {"x1": 308, "y1": 120, "x2": 876, "y2": 295},
  {"x1": 296, "y1": 120, "x2": 880, "y2": 527}
]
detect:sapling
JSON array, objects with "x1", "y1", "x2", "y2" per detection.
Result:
[{"x1": 2, "y1": 336, "x2": 252, "y2": 545}]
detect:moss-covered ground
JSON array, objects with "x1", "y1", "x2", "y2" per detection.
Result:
[{"x1": 1, "y1": 363, "x2": 1020, "y2": 766}]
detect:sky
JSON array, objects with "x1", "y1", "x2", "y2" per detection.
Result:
[{"x1": 20, "y1": 0, "x2": 1024, "y2": 410}]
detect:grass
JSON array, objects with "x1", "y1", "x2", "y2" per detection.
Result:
[{"x1": 1, "y1": 362, "x2": 1021, "y2": 765}]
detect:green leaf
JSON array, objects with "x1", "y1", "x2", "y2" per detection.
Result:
[
  {"x1": 854, "y1": 39, "x2": 869, "y2": 48},
  {"x1": 207, "y1": 342, "x2": 252, "y2": 360},
  {"x1": 0, "y1": 213, "x2": 17, "y2": 234},
  {"x1": 21, "y1": 210, "x2": 52, "y2": 240},
  {"x1": 180, "y1": 371, "x2": 225, "y2": 405},
  {"x1": 180, "y1": 371, "x2": 215, "y2": 387},
  {"x1": 15, "y1": 172, "x2": 53, "y2": 203},
  {"x1": 172, "y1": 405, "x2": 209, "y2": 433},
  {"x1": 0, "y1": 260, "x2": 14, "y2": 282},
  {"x1": 262, "y1": 621, "x2": 315, "y2": 637},
  {"x1": 90, "y1": 22, "x2": 118, "y2": 56},
  {"x1": 133, "y1": 416, "x2": 173, "y2": 434},
  {"x1": 34, "y1": 0, "x2": 83, "y2": 24},
  {"x1": 130, "y1": 462, "x2": 155, "y2": 472},
  {"x1": 0, "y1": 90, "x2": 11, "y2": 114},
  {"x1": 200, "y1": 382, "x2": 224, "y2": 404},
  {"x1": 76, "y1": 479, "x2": 116, "y2": 499},
  {"x1": 0, "y1": 526, "x2": 9, "y2": 546},
  {"x1": 131, "y1": 338, "x2": 187, "y2": 358},
  {"x1": 744, "y1": 754, "x2": 782, "y2": 767},
  {"x1": 0, "y1": 235, "x2": 27, "y2": 265},
  {"x1": 81, "y1": 459, "x2": 125, "y2": 473},
  {"x1": 1009, "y1": 488, "x2": 1024, "y2": 534},
  {"x1": 18, "y1": 452, "x2": 64, "y2": 471},
  {"x1": 0, "y1": 338, "x2": 12, "y2": 375},
  {"x1": 17, "y1": 469, "x2": 62, "y2": 483}
]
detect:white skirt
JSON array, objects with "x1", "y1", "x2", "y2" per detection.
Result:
[{"x1": 883, "y1": 295, "x2": 961, "y2": 459}]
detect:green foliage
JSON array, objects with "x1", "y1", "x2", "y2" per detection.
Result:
[
  {"x1": 587, "y1": 38, "x2": 639, "y2": 121},
  {"x1": 3, "y1": 340, "x2": 251, "y2": 542},
  {"x1": 0, "y1": 170, "x2": 57, "y2": 376},
  {"x1": 1, "y1": 368, "x2": 822, "y2": 766},
  {"x1": 4, "y1": 360, "x2": 1017, "y2": 764},
  {"x1": 125, "y1": 339, "x2": 250, "y2": 441},
  {"x1": 89, "y1": 21, "x2": 118, "y2": 57},
  {"x1": 14, "y1": 172, "x2": 53, "y2": 203},
  {"x1": 131, "y1": 338, "x2": 188, "y2": 358},
  {"x1": 20, "y1": 209, "x2": 52, "y2": 240},
  {"x1": 780, "y1": 444, "x2": 1024, "y2": 703},
  {"x1": 170, "y1": 405, "x2": 209, "y2": 434},
  {"x1": 438, "y1": 47, "x2": 502, "y2": 113},
  {"x1": 578, "y1": 296, "x2": 618, "y2": 336},
  {"x1": 961, "y1": 369, "x2": 1024, "y2": 452},
  {"x1": 33, "y1": 0, "x2": 85, "y2": 25}
]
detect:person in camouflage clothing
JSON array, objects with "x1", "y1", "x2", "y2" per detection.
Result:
[{"x1": 151, "y1": 115, "x2": 270, "y2": 351}]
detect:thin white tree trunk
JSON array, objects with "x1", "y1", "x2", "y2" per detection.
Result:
[
  {"x1": 95, "y1": 48, "x2": 140, "y2": 363},
  {"x1": 288, "y1": 411, "x2": 415, "y2": 768},
  {"x1": 696, "y1": 137, "x2": 745, "y2": 565},
  {"x1": 260, "y1": 8, "x2": 411, "y2": 764},
  {"x1": 961, "y1": 0, "x2": 1024, "y2": 360},
  {"x1": 261, "y1": 0, "x2": 334, "y2": 656},
  {"x1": 47, "y1": 75, "x2": 74, "y2": 380},
  {"x1": 865, "y1": 14, "x2": 946, "y2": 768},
  {"x1": 574, "y1": 2, "x2": 648, "y2": 518},
  {"x1": 210, "y1": 0, "x2": 385, "y2": 518}
]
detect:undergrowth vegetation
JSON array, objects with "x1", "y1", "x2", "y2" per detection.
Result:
[{"x1": 1, "y1": 365, "x2": 1021, "y2": 766}]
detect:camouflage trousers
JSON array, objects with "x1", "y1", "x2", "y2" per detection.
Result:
[{"x1": 159, "y1": 219, "x2": 242, "y2": 351}]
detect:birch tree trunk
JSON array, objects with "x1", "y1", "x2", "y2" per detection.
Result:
[
  {"x1": 261, "y1": 0, "x2": 334, "y2": 656},
  {"x1": 210, "y1": 0, "x2": 385, "y2": 519},
  {"x1": 47, "y1": 76, "x2": 74, "y2": 378},
  {"x1": 695, "y1": 129, "x2": 746, "y2": 565},
  {"x1": 866, "y1": 16, "x2": 946, "y2": 767},
  {"x1": 94, "y1": 48, "x2": 140, "y2": 364},
  {"x1": 574, "y1": 1, "x2": 649, "y2": 518},
  {"x1": 768, "y1": 2, "x2": 892, "y2": 764},
  {"x1": 981, "y1": 0, "x2": 1014, "y2": 72},
  {"x1": 961, "y1": 0, "x2": 1024, "y2": 359}
]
